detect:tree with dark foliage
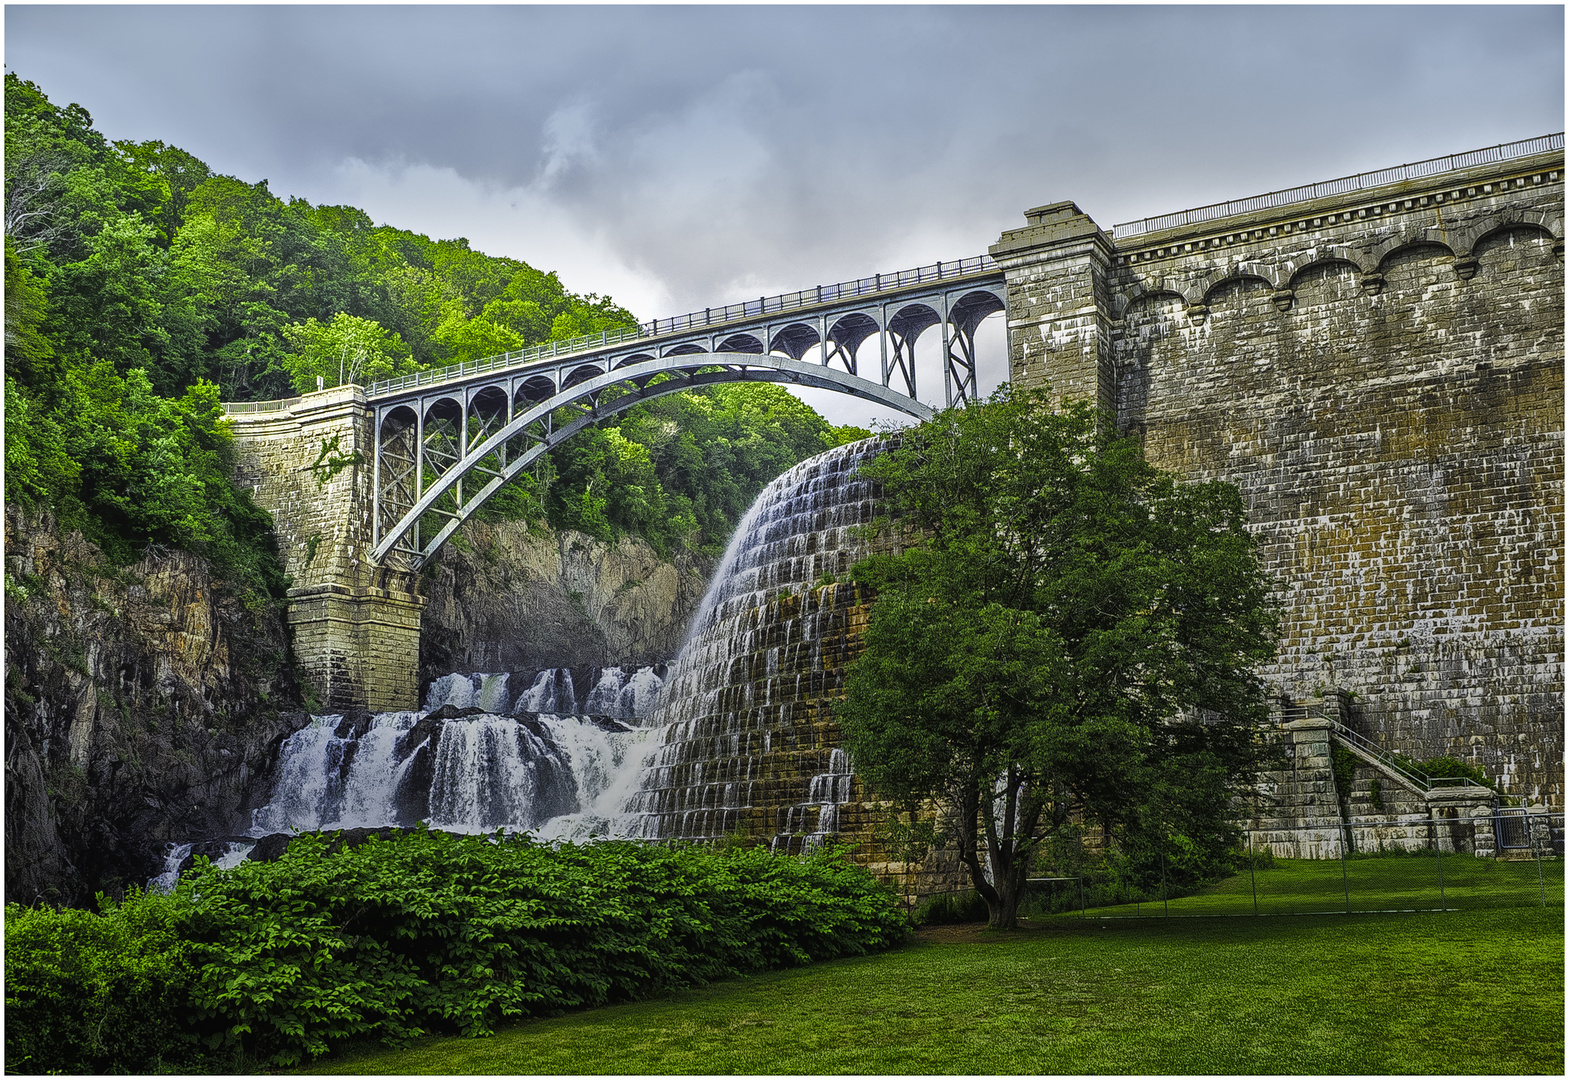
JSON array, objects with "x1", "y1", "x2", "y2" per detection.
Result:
[{"x1": 837, "y1": 388, "x2": 1279, "y2": 928}]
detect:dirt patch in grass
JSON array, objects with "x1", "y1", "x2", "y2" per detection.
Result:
[{"x1": 913, "y1": 918, "x2": 1059, "y2": 943}]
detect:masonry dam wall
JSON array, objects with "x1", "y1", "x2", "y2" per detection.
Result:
[
  {"x1": 994, "y1": 143, "x2": 1564, "y2": 806},
  {"x1": 227, "y1": 138, "x2": 1563, "y2": 831}
]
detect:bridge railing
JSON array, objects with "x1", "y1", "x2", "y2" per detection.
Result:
[
  {"x1": 1112, "y1": 132, "x2": 1565, "y2": 240},
  {"x1": 223, "y1": 396, "x2": 302, "y2": 415},
  {"x1": 361, "y1": 253, "x2": 999, "y2": 398},
  {"x1": 642, "y1": 252, "x2": 1000, "y2": 336},
  {"x1": 365, "y1": 327, "x2": 648, "y2": 397}
]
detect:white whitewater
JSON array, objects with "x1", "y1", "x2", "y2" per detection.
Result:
[
  {"x1": 155, "y1": 440, "x2": 879, "y2": 889},
  {"x1": 242, "y1": 668, "x2": 665, "y2": 842}
]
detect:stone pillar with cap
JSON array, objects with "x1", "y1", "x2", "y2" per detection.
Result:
[{"x1": 990, "y1": 202, "x2": 1118, "y2": 417}]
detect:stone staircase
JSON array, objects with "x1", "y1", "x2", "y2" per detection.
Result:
[{"x1": 1245, "y1": 691, "x2": 1501, "y2": 858}]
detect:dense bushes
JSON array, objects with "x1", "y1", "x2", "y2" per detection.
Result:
[
  {"x1": 5, "y1": 829, "x2": 907, "y2": 1072},
  {"x1": 3, "y1": 890, "x2": 205, "y2": 1074}
]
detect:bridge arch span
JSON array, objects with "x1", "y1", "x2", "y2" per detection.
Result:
[
  {"x1": 516, "y1": 374, "x2": 557, "y2": 404},
  {"x1": 371, "y1": 353, "x2": 937, "y2": 568}
]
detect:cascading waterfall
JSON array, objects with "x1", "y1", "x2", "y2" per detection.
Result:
[
  {"x1": 151, "y1": 439, "x2": 889, "y2": 888},
  {"x1": 241, "y1": 667, "x2": 666, "y2": 844},
  {"x1": 624, "y1": 438, "x2": 886, "y2": 851}
]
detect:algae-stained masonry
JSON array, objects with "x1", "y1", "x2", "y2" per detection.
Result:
[{"x1": 992, "y1": 138, "x2": 1565, "y2": 804}]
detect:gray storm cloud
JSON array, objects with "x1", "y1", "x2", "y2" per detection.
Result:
[{"x1": 7, "y1": 4, "x2": 1563, "y2": 323}]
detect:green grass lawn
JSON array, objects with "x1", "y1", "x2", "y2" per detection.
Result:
[
  {"x1": 299, "y1": 858, "x2": 1563, "y2": 1076},
  {"x1": 1078, "y1": 852, "x2": 1565, "y2": 918}
]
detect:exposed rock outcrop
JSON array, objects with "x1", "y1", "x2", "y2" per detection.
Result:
[
  {"x1": 418, "y1": 519, "x2": 715, "y2": 679},
  {"x1": 4, "y1": 506, "x2": 307, "y2": 906}
]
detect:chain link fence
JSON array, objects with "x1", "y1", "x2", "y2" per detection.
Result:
[{"x1": 1025, "y1": 812, "x2": 1563, "y2": 919}]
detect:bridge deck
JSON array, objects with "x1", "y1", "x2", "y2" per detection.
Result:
[{"x1": 223, "y1": 253, "x2": 1001, "y2": 414}]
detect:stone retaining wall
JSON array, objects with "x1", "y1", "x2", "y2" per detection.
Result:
[{"x1": 994, "y1": 146, "x2": 1564, "y2": 805}]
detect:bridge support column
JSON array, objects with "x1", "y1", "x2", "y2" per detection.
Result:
[
  {"x1": 228, "y1": 385, "x2": 425, "y2": 713},
  {"x1": 287, "y1": 581, "x2": 424, "y2": 713},
  {"x1": 990, "y1": 201, "x2": 1118, "y2": 415}
]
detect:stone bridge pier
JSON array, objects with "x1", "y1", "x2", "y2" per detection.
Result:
[{"x1": 228, "y1": 386, "x2": 423, "y2": 712}]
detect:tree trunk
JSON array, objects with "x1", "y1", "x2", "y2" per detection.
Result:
[
  {"x1": 985, "y1": 876, "x2": 1023, "y2": 929},
  {"x1": 979, "y1": 848, "x2": 1028, "y2": 929}
]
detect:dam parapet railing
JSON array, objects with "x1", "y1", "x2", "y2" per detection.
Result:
[{"x1": 1110, "y1": 132, "x2": 1564, "y2": 239}]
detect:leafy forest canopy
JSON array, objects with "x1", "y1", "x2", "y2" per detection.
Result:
[{"x1": 4, "y1": 73, "x2": 869, "y2": 599}]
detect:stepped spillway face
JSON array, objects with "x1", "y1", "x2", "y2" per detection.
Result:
[{"x1": 624, "y1": 439, "x2": 889, "y2": 852}]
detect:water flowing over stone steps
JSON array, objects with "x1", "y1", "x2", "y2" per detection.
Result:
[
  {"x1": 151, "y1": 439, "x2": 969, "y2": 894},
  {"x1": 625, "y1": 441, "x2": 895, "y2": 854}
]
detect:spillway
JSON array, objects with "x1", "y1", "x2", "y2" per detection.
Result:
[
  {"x1": 156, "y1": 440, "x2": 893, "y2": 887},
  {"x1": 624, "y1": 438, "x2": 885, "y2": 851}
]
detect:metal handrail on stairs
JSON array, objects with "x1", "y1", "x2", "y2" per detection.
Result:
[{"x1": 1322, "y1": 716, "x2": 1491, "y2": 795}]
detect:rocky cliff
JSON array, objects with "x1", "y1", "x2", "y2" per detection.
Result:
[
  {"x1": 4, "y1": 506, "x2": 307, "y2": 906},
  {"x1": 418, "y1": 519, "x2": 715, "y2": 680}
]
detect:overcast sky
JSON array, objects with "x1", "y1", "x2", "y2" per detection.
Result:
[{"x1": 6, "y1": 4, "x2": 1563, "y2": 425}]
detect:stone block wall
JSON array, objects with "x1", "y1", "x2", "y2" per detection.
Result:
[
  {"x1": 228, "y1": 387, "x2": 423, "y2": 711},
  {"x1": 632, "y1": 578, "x2": 970, "y2": 902},
  {"x1": 994, "y1": 146, "x2": 1564, "y2": 806}
]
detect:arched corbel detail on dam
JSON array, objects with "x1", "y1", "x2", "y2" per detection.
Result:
[
  {"x1": 1451, "y1": 207, "x2": 1562, "y2": 257},
  {"x1": 1209, "y1": 260, "x2": 1286, "y2": 292},
  {"x1": 1452, "y1": 210, "x2": 1565, "y2": 278},
  {"x1": 1280, "y1": 255, "x2": 1364, "y2": 309},
  {"x1": 1364, "y1": 228, "x2": 1455, "y2": 285},
  {"x1": 1201, "y1": 268, "x2": 1279, "y2": 304},
  {"x1": 1110, "y1": 276, "x2": 1200, "y2": 321},
  {"x1": 370, "y1": 353, "x2": 937, "y2": 570}
]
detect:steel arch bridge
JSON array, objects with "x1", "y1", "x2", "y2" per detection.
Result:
[{"x1": 366, "y1": 256, "x2": 1006, "y2": 568}]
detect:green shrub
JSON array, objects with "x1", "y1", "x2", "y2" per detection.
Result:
[
  {"x1": 1414, "y1": 755, "x2": 1495, "y2": 790},
  {"x1": 1232, "y1": 845, "x2": 1275, "y2": 872},
  {"x1": 4, "y1": 890, "x2": 226, "y2": 1074},
  {"x1": 5, "y1": 830, "x2": 907, "y2": 1072}
]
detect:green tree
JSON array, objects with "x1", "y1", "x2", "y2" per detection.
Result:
[
  {"x1": 836, "y1": 387, "x2": 1279, "y2": 928},
  {"x1": 432, "y1": 308, "x2": 526, "y2": 364},
  {"x1": 281, "y1": 311, "x2": 417, "y2": 392},
  {"x1": 111, "y1": 139, "x2": 212, "y2": 247}
]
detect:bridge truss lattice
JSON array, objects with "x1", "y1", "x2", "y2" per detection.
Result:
[{"x1": 367, "y1": 256, "x2": 1006, "y2": 568}]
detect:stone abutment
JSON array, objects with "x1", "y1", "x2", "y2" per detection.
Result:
[{"x1": 228, "y1": 387, "x2": 423, "y2": 712}]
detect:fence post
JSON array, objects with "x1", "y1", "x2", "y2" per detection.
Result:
[
  {"x1": 1533, "y1": 812, "x2": 1545, "y2": 908},
  {"x1": 1436, "y1": 821, "x2": 1446, "y2": 911},
  {"x1": 1248, "y1": 829, "x2": 1259, "y2": 916},
  {"x1": 1160, "y1": 841, "x2": 1169, "y2": 917},
  {"x1": 1340, "y1": 826, "x2": 1351, "y2": 914},
  {"x1": 1079, "y1": 875, "x2": 1086, "y2": 919}
]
